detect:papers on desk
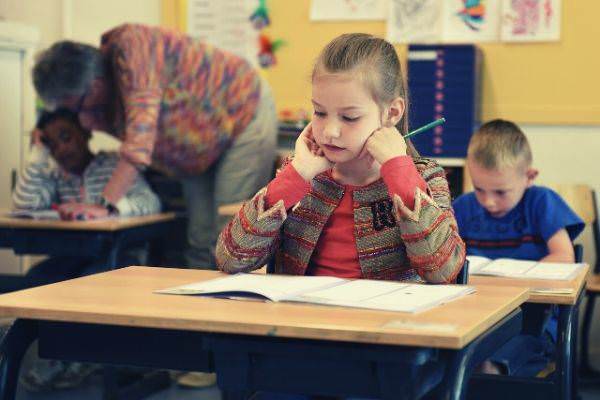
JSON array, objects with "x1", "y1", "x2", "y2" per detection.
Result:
[
  {"x1": 468, "y1": 256, "x2": 583, "y2": 281},
  {"x1": 8, "y1": 209, "x2": 60, "y2": 220},
  {"x1": 155, "y1": 273, "x2": 476, "y2": 313}
]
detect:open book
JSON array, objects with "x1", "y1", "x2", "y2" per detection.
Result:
[
  {"x1": 468, "y1": 255, "x2": 584, "y2": 281},
  {"x1": 8, "y1": 209, "x2": 60, "y2": 220},
  {"x1": 155, "y1": 273, "x2": 475, "y2": 313}
]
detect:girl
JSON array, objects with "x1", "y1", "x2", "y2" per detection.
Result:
[{"x1": 216, "y1": 33, "x2": 465, "y2": 284}]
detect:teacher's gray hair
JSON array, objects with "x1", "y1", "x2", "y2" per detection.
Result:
[{"x1": 32, "y1": 41, "x2": 104, "y2": 106}]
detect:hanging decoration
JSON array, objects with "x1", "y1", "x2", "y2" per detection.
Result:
[
  {"x1": 249, "y1": 0, "x2": 284, "y2": 68},
  {"x1": 258, "y1": 34, "x2": 285, "y2": 68},
  {"x1": 250, "y1": 0, "x2": 270, "y2": 29}
]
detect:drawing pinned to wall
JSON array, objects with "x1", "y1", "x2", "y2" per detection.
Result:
[
  {"x1": 387, "y1": 0, "x2": 442, "y2": 44},
  {"x1": 501, "y1": 0, "x2": 561, "y2": 42},
  {"x1": 442, "y1": 0, "x2": 501, "y2": 42},
  {"x1": 187, "y1": 0, "x2": 259, "y2": 64},
  {"x1": 310, "y1": 0, "x2": 387, "y2": 21}
]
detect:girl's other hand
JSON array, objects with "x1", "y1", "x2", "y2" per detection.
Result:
[
  {"x1": 291, "y1": 122, "x2": 332, "y2": 181},
  {"x1": 364, "y1": 126, "x2": 407, "y2": 164}
]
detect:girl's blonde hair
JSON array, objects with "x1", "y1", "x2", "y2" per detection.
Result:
[{"x1": 313, "y1": 33, "x2": 419, "y2": 157}]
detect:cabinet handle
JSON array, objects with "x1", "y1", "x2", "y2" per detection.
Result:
[{"x1": 11, "y1": 169, "x2": 17, "y2": 191}]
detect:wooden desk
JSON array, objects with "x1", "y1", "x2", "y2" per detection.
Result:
[
  {"x1": 0, "y1": 211, "x2": 175, "y2": 231},
  {"x1": 0, "y1": 267, "x2": 528, "y2": 400},
  {"x1": 0, "y1": 212, "x2": 176, "y2": 269},
  {"x1": 469, "y1": 265, "x2": 589, "y2": 306},
  {"x1": 467, "y1": 265, "x2": 590, "y2": 400}
]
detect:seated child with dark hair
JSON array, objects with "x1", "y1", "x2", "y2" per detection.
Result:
[
  {"x1": 12, "y1": 108, "x2": 161, "y2": 391},
  {"x1": 453, "y1": 119, "x2": 584, "y2": 375}
]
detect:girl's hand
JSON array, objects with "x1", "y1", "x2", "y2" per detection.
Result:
[
  {"x1": 291, "y1": 122, "x2": 333, "y2": 181},
  {"x1": 363, "y1": 126, "x2": 408, "y2": 164}
]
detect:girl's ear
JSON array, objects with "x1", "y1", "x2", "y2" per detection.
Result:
[{"x1": 385, "y1": 97, "x2": 405, "y2": 127}]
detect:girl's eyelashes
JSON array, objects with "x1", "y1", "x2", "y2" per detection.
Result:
[{"x1": 313, "y1": 110, "x2": 360, "y2": 123}]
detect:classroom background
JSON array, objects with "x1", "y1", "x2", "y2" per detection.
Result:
[{"x1": 0, "y1": 0, "x2": 599, "y2": 383}]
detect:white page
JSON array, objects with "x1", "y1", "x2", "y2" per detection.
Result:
[
  {"x1": 466, "y1": 255, "x2": 492, "y2": 274},
  {"x1": 292, "y1": 280, "x2": 474, "y2": 313},
  {"x1": 297, "y1": 280, "x2": 406, "y2": 302},
  {"x1": 360, "y1": 284, "x2": 475, "y2": 312},
  {"x1": 524, "y1": 262, "x2": 582, "y2": 281},
  {"x1": 156, "y1": 273, "x2": 345, "y2": 302},
  {"x1": 477, "y1": 258, "x2": 537, "y2": 277}
]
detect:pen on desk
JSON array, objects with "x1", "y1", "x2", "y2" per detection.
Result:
[{"x1": 404, "y1": 117, "x2": 446, "y2": 139}]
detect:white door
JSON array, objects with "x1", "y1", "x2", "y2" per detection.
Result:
[{"x1": 0, "y1": 48, "x2": 23, "y2": 274}]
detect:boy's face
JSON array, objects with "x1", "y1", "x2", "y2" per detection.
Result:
[
  {"x1": 467, "y1": 159, "x2": 537, "y2": 219},
  {"x1": 40, "y1": 118, "x2": 91, "y2": 174}
]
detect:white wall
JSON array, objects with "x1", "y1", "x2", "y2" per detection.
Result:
[{"x1": 0, "y1": 0, "x2": 161, "y2": 151}]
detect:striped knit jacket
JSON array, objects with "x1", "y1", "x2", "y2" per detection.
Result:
[
  {"x1": 99, "y1": 23, "x2": 261, "y2": 177},
  {"x1": 216, "y1": 158, "x2": 466, "y2": 283},
  {"x1": 13, "y1": 147, "x2": 161, "y2": 217}
]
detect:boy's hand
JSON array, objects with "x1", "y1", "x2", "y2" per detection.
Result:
[
  {"x1": 363, "y1": 126, "x2": 408, "y2": 164},
  {"x1": 291, "y1": 122, "x2": 332, "y2": 181},
  {"x1": 57, "y1": 203, "x2": 109, "y2": 220}
]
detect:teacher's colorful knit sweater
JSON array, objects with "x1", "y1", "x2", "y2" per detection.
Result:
[
  {"x1": 216, "y1": 158, "x2": 466, "y2": 283},
  {"x1": 95, "y1": 24, "x2": 262, "y2": 201}
]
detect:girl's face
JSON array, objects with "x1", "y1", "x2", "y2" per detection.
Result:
[{"x1": 311, "y1": 73, "x2": 382, "y2": 164}]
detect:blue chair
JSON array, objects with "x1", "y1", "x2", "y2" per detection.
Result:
[{"x1": 579, "y1": 190, "x2": 600, "y2": 379}]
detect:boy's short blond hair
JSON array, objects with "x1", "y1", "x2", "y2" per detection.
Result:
[{"x1": 467, "y1": 119, "x2": 532, "y2": 171}]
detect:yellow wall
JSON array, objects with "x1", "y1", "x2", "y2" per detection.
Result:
[{"x1": 163, "y1": 0, "x2": 600, "y2": 125}]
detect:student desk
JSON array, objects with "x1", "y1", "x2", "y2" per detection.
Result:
[
  {"x1": 469, "y1": 265, "x2": 590, "y2": 400},
  {"x1": 0, "y1": 212, "x2": 177, "y2": 270},
  {"x1": 0, "y1": 267, "x2": 529, "y2": 400}
]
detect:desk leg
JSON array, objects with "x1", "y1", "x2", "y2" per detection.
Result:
[
  {"x1": 106, "y1": 232, "x2": 125, "y2": 269},
  {"x1": 0, "y1": 319, "x2": 38, "y2": 400},
  {"x1": 556, "y1": 292, "x2": 581, "y2": 400},
  {"x1": 580, "y1": 293, "x2": 600, "y2": 380},
  {"x1": 437, "y1": 309, "x2": 522, "y2": 400}
]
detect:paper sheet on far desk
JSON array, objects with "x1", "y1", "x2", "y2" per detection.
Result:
[{"x1": 8, "y1": 209, "x2": 60, "y2": 220}]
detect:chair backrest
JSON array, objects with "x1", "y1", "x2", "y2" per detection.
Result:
[
  {"x1": 547, "y1": 184, "x2": 598, "y2": 271},
  {"x1": 456, "y1": 259, "x2": 469, "y2": 284},
  {"x1": 574, "y1": 243, "x2": 584, "y2": 264},
  {"x1": 547, "y1": 184, "x2": 596, "y2": 225},
  {"x1": 593, "y1": 190, "x2": 600, "y2": 273}
]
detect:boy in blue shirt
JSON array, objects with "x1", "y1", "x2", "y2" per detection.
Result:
[{"x1": 453, "y1": 119, "x2": 584, "y2": 375}]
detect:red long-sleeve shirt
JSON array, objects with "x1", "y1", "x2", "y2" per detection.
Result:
[{"x1": 265, "y1": 156, "x2": 428, "y2": 277}]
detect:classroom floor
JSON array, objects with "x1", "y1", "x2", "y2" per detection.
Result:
[{"x1": 13, "y1": 369, "x2": 600, "y2": 400}]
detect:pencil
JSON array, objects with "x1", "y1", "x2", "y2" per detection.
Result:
[{"x1": 404, "y1": 118, "x2": 446, "y2": 139}]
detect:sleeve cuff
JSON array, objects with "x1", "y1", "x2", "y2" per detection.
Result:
[
  {"x1": 115, "y1": 197, "x2": 133, "y2": 217},
  {"x1": 265, "y1": 163, "x2": 311, "y2": 209},
  {"x1": 381, "y1": 156, "x2": 428, "y2": 209}
]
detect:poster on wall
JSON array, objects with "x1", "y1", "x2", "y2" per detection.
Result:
[
  {"x1": 441, "y1": 0, "x2": 502, "y2": 42},
  {"x1": 310, "y1": 0, "x2": 387, "y2": 21},
  {"x1": 187, "y1": 0, "x2": 259, "y2": 64},
  {"x1": 500, "y1": 0, "x2": 561, "y2": 42},
  {"x1": 386, "y1": 0, "x2": 442, "y2": 43}
]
